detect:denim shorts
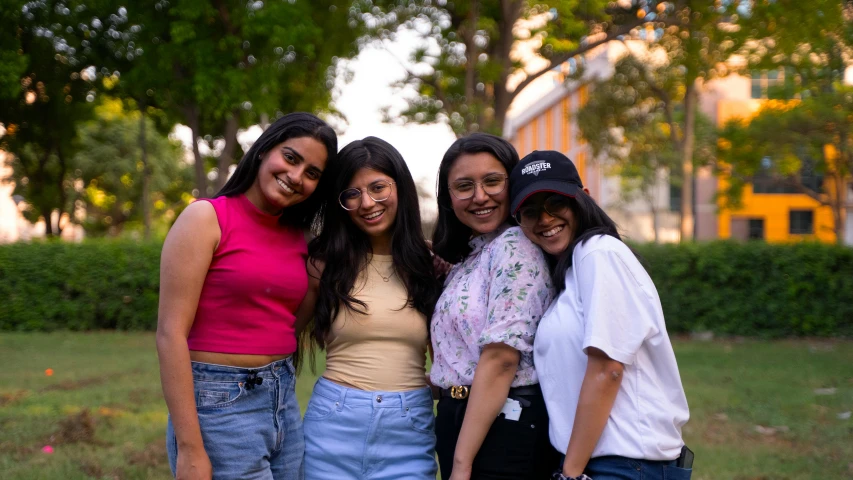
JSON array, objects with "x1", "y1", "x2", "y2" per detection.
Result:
[
  {"x1": 303, "y1": 377, "x2": 437, "y2": 479},
  {"x1": 579, "y1": 455, "x2": 693, "y2": 480},
  {"x1": 167, "y1": 357, "x2": 304, "y2": 480}
]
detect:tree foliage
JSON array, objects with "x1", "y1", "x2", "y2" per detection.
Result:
[
  {"x1": 718, "y1": 90, "x2": 853, "y2": 244},
  {"x1": 578, "y1": 55, "x2": 716, "y2": 199},
  {"x1": 72, "y1": 98, "x2": 192, "y2": 236},
  {"x1": 0, "y1": 0, "x2": 135, "y2": 235},
  {"x1": 574, "y1": 1, "x2": 754, "y2": 240},
  {"x1": 358, "y1": 0, "x2": 682, "y2": 136},
  {"x1": 113, "y1": 0, "x2": 361, "y2": 194},
  {"x1": 718, "y1": 0, "x2": 852, "y2": 244},
  {"x1": 1, "y1": 0, "x2": 363, "y2": 237}
]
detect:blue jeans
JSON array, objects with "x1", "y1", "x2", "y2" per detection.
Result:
[
  {"x1": 583, "y1": 455, "x2": 692, "y2": 480},
  {"x1": 303, "y1": 377, "x2": 437, "y2": 479},
  {"x1": 167, "y1": 358, "x2": 304, "y2": 480}
]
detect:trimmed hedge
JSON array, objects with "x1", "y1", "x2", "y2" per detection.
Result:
[
  {"x1": 1, "y1": 240, "x2": 851, "y2": 336},
  {"x1": 633, "y1": 241, "x2": 853, "y2": 337},
  {"x1": 0, "y1": 240, "x2": 161, "y2": 331}
]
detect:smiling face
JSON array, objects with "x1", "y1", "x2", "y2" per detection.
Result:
[
  {"x1": 517, "y1": 192, "x2": 577, "y2": 255},
  {"x1": 344, "y1": 168, "x2": 398, "y2": 240},
  {"x1": 250, "y1": 136, "x2": 328, "y2": 214},
  {"x1": 447, "y1": 152, "x2": 510, "y2": 236}
]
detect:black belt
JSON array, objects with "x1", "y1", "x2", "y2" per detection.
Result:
[{"x1": 440, "y1": 384, "x2": 541, "y2": 400}]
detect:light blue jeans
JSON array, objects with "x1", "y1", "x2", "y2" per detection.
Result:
[
  {"x1": 167, "y1": 358, "x2": 303, "y2": 480},
  {"x1": 303, "y1": 377, "x2": 437, "y2": 479}
]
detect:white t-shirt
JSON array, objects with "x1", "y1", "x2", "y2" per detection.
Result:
[{"x1": 534, "y1": 234, "x2": 689, "y2": 460}]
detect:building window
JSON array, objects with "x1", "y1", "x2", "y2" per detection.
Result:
[
  {"x1": 669, "y1": 182, "x2": 682, "y2": 213},
  {"x1": 789, "y1": 210, "x2": 814, "y2": 234},
  {"x1": 748, "y1": 219, "x2": 765, "y2": 240},
  {"x1": 752, "y1": 156, "x2": 823, "y2": 194},
  {"x1": 731, "y1": 217, "x2": 764, "y2": 241},
  {"x1": 751, "y1": 68, "x2": 798, "y2": 100}
]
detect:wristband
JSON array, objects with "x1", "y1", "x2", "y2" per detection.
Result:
[{"x1": 551, "y1": 472, "x2": 592, "y2": 480}]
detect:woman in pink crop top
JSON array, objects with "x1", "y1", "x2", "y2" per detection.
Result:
[
  {"x1": 156, "y1": 112, "x2": 338, "y2": 480},
  {"x1": 299, "y1": 137, "x2": 442, "y2": 479}
]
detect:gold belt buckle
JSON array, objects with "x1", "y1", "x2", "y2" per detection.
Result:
[{"x1": 450, "y1": 385, "x2": 469, "y2": 400}]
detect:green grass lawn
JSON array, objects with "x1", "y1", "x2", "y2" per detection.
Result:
[{"x1": 0, "y1": 333, "x2": 850, "y2": 479}]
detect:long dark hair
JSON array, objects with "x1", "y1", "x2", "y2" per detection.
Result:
[
  {"x1": 215, "y1": 112, "x2": 338, "y2": 229},
  {"x1": 550, "y1": 192, "x2": 622, "y2": 290},
  {"x1": 431, "y1": 133, "x2": 520, "y2": 264},
  {"x1": 308, "y1": 137, "x2": 441, "y2": 348}
]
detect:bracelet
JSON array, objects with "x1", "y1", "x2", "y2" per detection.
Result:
[{"x1": 551, "y1": 472, "x2": 592, "y2": 480}]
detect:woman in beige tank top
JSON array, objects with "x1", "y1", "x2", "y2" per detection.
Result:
[{"x1": 298, "y1": 137, "x2": 442, "y2": 479}]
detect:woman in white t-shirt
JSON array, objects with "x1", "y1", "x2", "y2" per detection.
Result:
[{"x1": 507, "y1": 150, "x2": 692, "y2": 480}]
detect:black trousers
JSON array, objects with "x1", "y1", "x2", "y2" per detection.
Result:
[{"x1": 435, "y1": 386, "x2": 561, "y2": 479}]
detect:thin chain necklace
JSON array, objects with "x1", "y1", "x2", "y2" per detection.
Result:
[{"x1": 369, "y1": 258, "x2": 395, "y2": 282}]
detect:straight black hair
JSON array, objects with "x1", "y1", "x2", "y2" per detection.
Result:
[
  {"x1": 431, "y1": 133, "x2": 520, "y2": 264},
  {"x1": 215, "y1": 112, "x2": 338, "y2": 229},
  {"x1": 307, "y1": 137, "x2": 441, "y2": 349},
  {"x1": 547, "y1": 192, "x2": 623, "y2": 291}
]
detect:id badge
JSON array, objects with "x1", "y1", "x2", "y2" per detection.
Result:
[{"x1": 500, "y1": 398, "x2": 522, "y2": 421}]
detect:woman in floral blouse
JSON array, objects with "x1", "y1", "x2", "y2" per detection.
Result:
[{"x1": 430, "y1": 134, "x2": 560, "y2": 480}]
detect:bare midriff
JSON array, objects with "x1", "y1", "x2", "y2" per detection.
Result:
[{"x1": 190, "y1": 351, "x2": 291, "y2": 368}]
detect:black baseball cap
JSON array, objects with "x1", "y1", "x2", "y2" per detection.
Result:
[{"x1": 510, "y1": 150, "x2": 584, "y2": 213}]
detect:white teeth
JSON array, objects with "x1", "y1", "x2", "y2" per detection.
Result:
[
  {"x1": 363, "y1": 211, "x2": 383, "y2": 220},
  {"x1": 276, "y1": 177, "x2": 295, "y2": 194},
  {"x1": 542, "y1": 225, "x2": 564, "y2": 237},
  {"x1": 472, "y1": 208, "x2": 494, "y2": 216}
]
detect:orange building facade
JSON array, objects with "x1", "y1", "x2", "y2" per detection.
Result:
[{"x1": 505, "y1": 45, "x2": 851, "y2": 244}]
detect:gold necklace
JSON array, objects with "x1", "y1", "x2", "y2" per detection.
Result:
[{"x1": 369, "y1": 259, "x2": 395, "y2": 282}]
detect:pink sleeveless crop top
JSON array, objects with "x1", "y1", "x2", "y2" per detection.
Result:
[{"x1": 186, "y1": 194, "x2": 308, "y2": 355}]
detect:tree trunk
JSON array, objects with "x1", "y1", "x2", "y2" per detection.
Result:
[
  {"x1": 139, "y1": 104, "x2": 152, "y2": 240},
  {"x1": 831, "y1": 171, "x2": 845, "y2": 245},
  {"x1": 55, "y1": 146, "x2": 67, "y2": 237},
  {"x1": 216, "y1": 111, "x2": 240, "y2": 191},
  {"x1": 649, "y1": 194, "x2": 660, "y2": 244},
  {"x1": 462, "y1": 0, "x2": 480, "y2": 132},
  {"x1": 41, "y1": 206, "x2": 54, "y2": 237},
  {"x1": 184, "y1": 105, "x2": 207, "y2": 197},
  {"x1": 494, "y1": 0, "x2": 523, "y2": 136},
  {"x1": 679, "y1": 80, "x2": 697, "y2": 242}
]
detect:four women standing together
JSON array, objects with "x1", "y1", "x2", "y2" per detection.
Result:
[{"x1": 157, "y1": 112, "x2": 691, "y2": 480}]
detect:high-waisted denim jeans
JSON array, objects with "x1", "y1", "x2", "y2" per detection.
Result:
[
  {"x1": 167, "y1": 357, "x2": 303, "y2": 480},
  {"x1": 303, "y1": 377, "x2": 437, "y2": 480}
]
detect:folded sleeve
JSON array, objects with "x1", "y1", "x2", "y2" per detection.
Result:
[
  {"x1": 477, "y1": 230, "x2": 554, "y2": 353},
  {"x1": 577, "y1": 249, "x2": 658, "y2": 365}
]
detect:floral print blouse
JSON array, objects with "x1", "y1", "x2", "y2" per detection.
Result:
[{"x1": 430, "y1": 224, "x2": 554, "y2": 388}]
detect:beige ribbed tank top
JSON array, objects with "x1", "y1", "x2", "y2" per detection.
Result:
[{"x1": 322, "y1": 254, "x2": 429, "y2": 391}]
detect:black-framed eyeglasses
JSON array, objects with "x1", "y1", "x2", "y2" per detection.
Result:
[
  {"x1": 449, "y1": 173, "x2": 508, "y2": 200},
  {"x1": 339, "y1": 181, "x2": 395, "y2": 211},
  {"x1": 514, "y1": 194, "x2": 572, "y2": 229}
]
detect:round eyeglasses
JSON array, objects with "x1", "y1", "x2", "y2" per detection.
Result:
[
  {"x1": 339, "y1": 181, "x2": 395, "y2": 211},
  {"x1": 514, "y1": 194, "x2": 572, "y2": 229},
  {"x1": 449, "y1": 174, "x2": 508, "y2": 200}
]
